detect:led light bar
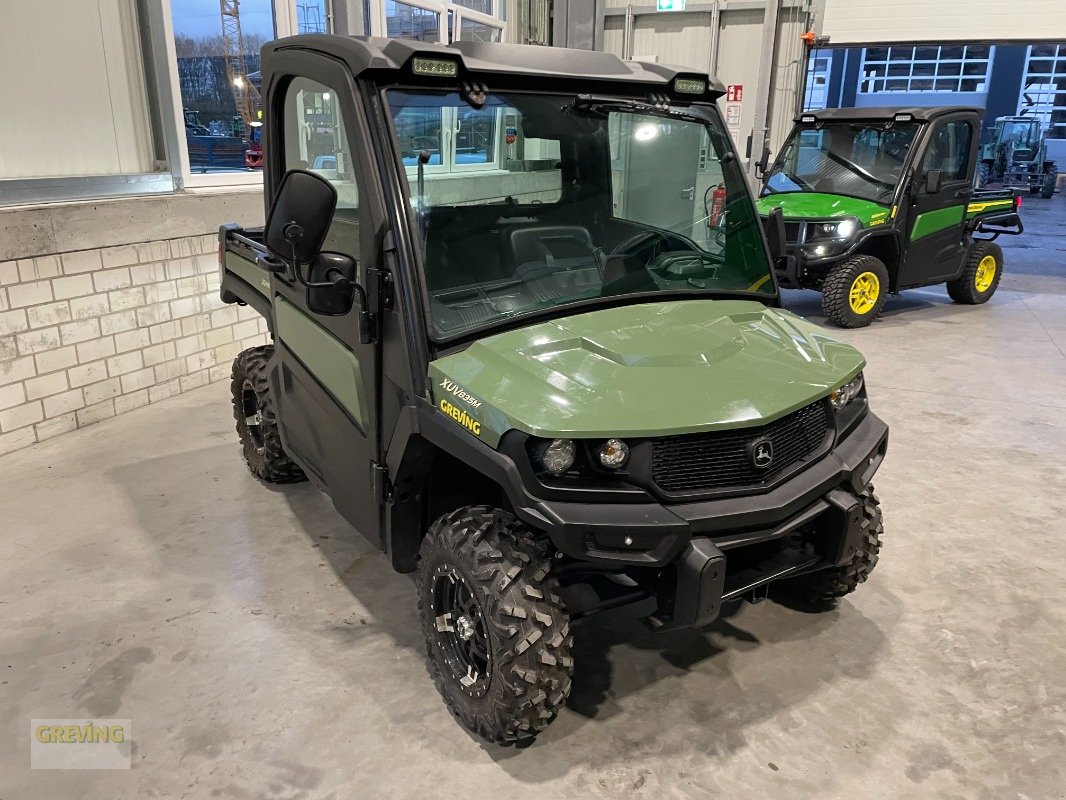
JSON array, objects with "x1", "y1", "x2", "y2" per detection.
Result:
[
  {"x1": 411, "y1": 57, "x2": 458, "y2": 77},
  {"x1": 674, "y1": 78, "x2": 706, "y2": 95}
]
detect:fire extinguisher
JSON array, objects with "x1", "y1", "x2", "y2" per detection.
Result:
[{"x1": 707, "y1": 183, "x2": 726, "y2": 227}]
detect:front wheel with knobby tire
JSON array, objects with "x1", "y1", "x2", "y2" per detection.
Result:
[
  {"x1": 418, "y1": 506, "x2": 573, "y2": 746},
  {"x1": 821, "y1": 255, "x2": 890, "y2": 328},
  {"x1": 231, "y1": 345, "x2": 306, "y2": 483},
  {"x1": 789, "y1": 486, "x2": 883, "y2": 602},
  {"x1": 946, "y1": 241, "x2": 1003, "y2": 305}
]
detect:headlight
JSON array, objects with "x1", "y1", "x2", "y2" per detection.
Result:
[
  {"x1": 534, "y1": 438, "x2": 576, "y2": 476},
  {"x1": 830, "y1": 372, "x2": 864, "y2": 410},
  {"x1": 598, "y1": 438, "x2": 629, "y2": 469},
  {"x1": 807, "y1": 217, "x2": 860, "y2": 242}
]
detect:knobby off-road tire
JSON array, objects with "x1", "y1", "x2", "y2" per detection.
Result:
[
  {"x1": 792, "y1": 487, "x2": 883, "y2": 602},
  {"x1": 947, "y1": 240, "x2": 1003, "y2": 305},
  {"x1": 231, "y1": 345, "x2": 306, "y2": 484},
  {"x1": 821, "y1": 254, "x2": 890, "y2": 329},
  {"x1": 418, "y1": 506, "x2": 573, "y2": 746}
]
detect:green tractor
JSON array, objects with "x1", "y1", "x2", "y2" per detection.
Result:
[{"x1": 977, "y1": 115, "x2": 1057, "y2": 197}]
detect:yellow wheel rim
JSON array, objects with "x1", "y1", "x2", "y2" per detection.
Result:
[
  {"x1": 975, "y1": 254, "x2": 997, "y2": 293},
  {"x1": 849, "y1": 271, "x2": 880, "y2": 315}
]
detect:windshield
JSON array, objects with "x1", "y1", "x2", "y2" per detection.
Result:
[
  {"x1": 765, "y1": 122, "x2": 919, "y2": 204},
  {"x1": 995, "y1": 120, "x2": 1040, "y2": 149},
  {"x1": 386, "y1": 90, "x2": 773, "y2": 339}
]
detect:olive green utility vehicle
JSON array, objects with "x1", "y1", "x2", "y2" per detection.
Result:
[
  {"x1": 219, "y1": 35, "x2": 889, "y2": 745},
  {"x1": 759, "y1": 107, "x2": 1023, "y2": 328}
]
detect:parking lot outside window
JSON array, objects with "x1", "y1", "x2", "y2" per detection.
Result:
[{"x1": 158, "y1": 0, "x2": 330, "y2": 190}]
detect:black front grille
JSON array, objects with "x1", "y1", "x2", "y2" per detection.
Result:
[
  {"x1": 783, "y1": 221, "x2": 802, "y2": 243},
  {"x1": 651, "y1": 400, "x2": 831, "y2": 495}
]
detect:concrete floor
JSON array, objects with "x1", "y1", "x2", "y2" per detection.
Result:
[{"x1": 3, "y1": 196, "x2": 1066, "y2": 800}]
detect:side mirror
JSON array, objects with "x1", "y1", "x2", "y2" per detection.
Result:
[
  {"x1": 925, "y1": 168, "x2": 943, "y2": 194},
  {"x1": 265, "y1": 169, "x2": 337, "y2": 267},
  {"x1": 764, "y1": 206, "x2": 787, "y2": 262},
  {"x1": 265, "y1": 169, "x2": 373, "y2": 339},
  {"x1": 756, "y1": 146, "x2": 772, "y2": 177}
]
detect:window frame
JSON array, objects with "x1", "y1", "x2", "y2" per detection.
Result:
[
  {"x1": 375, "y1": 2, "x2": 505, "y2": 175},
  {"x1": 158, "y1": 0, "x2": 323, "y2": 191},
  {"x1": 919, "y1": 118, "x2": 975, "y2": 183},
  {"x1": 1018, "y1": 44, "x2": 1066, "y2": 139},
  {"x1": 371, "y1": 1, "x2": 505, "y2": 49},
  {"x1": 858, "y1": 45, "x2": 994, "y2": 95}
]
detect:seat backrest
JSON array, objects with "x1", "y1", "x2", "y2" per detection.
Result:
[{"x1": 504, "y1": 225, "x2": 595, "y2": 273}]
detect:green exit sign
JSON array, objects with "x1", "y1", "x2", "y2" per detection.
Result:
[{"x1": 657, "y1": 0, "x2": 686, "y2": 10}]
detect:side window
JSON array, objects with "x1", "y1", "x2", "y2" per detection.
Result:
[
  {"x1": 921, "y1": 120, "x2": 973, "y2": 182},
  {"x1": 282, "y1": 76, "x2": 360, "y2": 256}
]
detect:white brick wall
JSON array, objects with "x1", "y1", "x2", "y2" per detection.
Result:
[{"x1": 0, "y1": 234, "x2": 269, "y2": 457}]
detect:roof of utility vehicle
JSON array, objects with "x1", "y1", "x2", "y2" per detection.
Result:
[
  {"x1": 794, "y1": 106, "x2": 982, "y2": 123},
  {"x1": 263, "y1": 34, "x2": 727, "y2": 95}
]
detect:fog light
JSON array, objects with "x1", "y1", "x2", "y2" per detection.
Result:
[
  {"x1": 540, "y1": 438, "x2": 576, "y2": 476},
  {"x1": 598, "y1": 438, "x2": 629, "y2": 469}
]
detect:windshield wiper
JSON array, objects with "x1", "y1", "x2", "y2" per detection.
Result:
[{"x1": 567, "y1": 94, "x2": 706, "y2": 125}]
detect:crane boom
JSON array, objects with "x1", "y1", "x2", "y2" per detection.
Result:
[{"x1": 220, "y1": 0, "x2": 260, "y2": 128}]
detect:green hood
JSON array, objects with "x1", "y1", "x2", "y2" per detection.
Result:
[
  {"x1": 429, "y1": 300, "x2": 865, "y2": 447},
  {"x1": 756, "y1": 193, "x2": 891, "y2": 226}
]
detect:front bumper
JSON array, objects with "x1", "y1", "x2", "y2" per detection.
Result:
[
  {"x1": 415, "y1": 404, "x2": 887, "y2": 630},
  {"x1": 528, "y1": 411, "x2": 887, "y2": 630},
  {"x1": 526, "y1": 410, "x2": 887, "y2": 567}
]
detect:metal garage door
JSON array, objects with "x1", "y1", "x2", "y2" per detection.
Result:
[{"x1": 822, "y1": 0, "x2": 1066, "y2": 44}]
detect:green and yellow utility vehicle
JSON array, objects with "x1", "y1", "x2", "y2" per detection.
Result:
[
  {"x1": 219, "y1": 35, "x2": 888, "y2": 745},
  {"x1": 759, "y1": 107, "x2": 1023, "y2": 328}
]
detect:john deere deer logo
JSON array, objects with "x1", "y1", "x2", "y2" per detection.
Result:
[{"x1": 750, "y1": 437, "x2": 774, "y2": 469}]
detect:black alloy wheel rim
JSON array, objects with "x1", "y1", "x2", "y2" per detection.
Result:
[
  {"x1": 432, "y1": 564, "x2": 492, "y2": 697},
  {"x1": 241, "y1": 380, "x2": 265, "y2": 451}
]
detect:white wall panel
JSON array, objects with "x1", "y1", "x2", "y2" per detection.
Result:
[
  {"x1": 631, "y1": 11, "x2": 715, "y2": 72},
  {"x1": 0, "y1": 0, "x2": 153, "y2": 180},
  {"x1": 603, "y1": 16, "x2": 625, "y2": 58},
  {"x1": 768, "y1": 5, "x2": 809, "y2": 152},
  {"x1": 713, "y1": 9, "x2": 764, "y2": 147},
  {"x1": 598, "y1": 3, "x2": 808, "y2": 152},
  {"x1": 822, "y1": 0, "x2": 1066, "y2": 44}
]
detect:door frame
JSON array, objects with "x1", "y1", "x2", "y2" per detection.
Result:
[
  {"x1": 898, "y1": 112, "x2": 980, "y2": 288},
  {"x1": 262, "y1": 46, "x2": 390, "y2": 541}
]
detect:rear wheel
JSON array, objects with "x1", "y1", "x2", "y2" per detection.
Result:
[
  {"x1": 231, "y1": 345, "x2": 306, "y2": 483},
  {"x1": 975, "y1": 162, "x2": 992, "y2": 188},
  {"x1": 947, "y1": 241, "x2": 1003, "y2": 305},
  {"x1": 418, "y1": 506, "x2": 573, "y2": 746},
  {"x1": 821, "y1": 255, "x2": 890, "y2": 328},
  {"x1": 1041, "y1": 170, "x2": 1057, "y2": 199}
]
